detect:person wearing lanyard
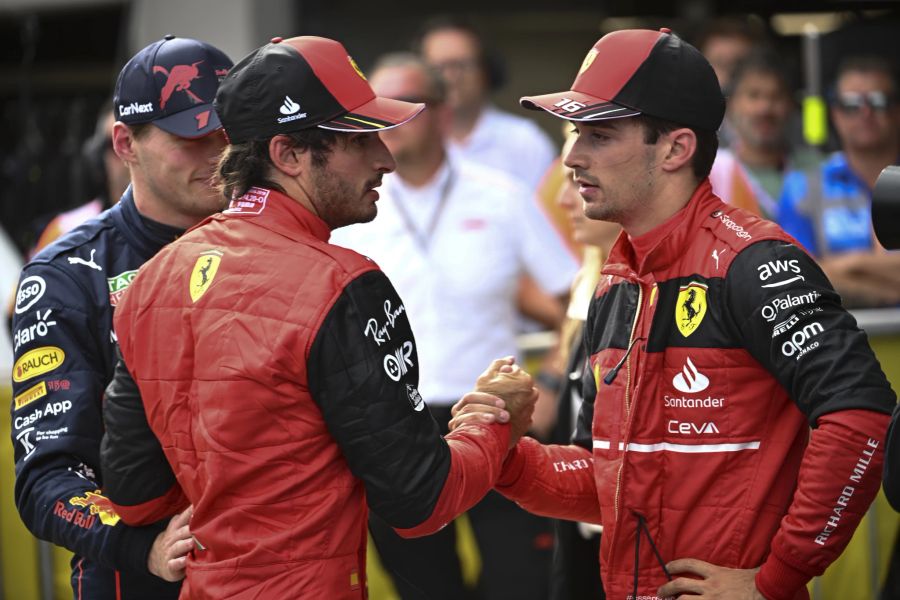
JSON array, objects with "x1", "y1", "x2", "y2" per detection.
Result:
[{"x1": 330, "y1": 52, "x2": 578, "y2": 600}]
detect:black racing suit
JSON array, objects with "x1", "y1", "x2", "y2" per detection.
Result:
[{"x1": 9, "y1": 188, "x2": 182, "y2": 599}]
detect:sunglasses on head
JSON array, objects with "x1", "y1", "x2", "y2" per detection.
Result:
[{"x1": 833, "y1": 91, "x2": 897, "y2": 113}]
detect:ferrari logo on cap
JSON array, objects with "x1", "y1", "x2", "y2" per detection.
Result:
[
  {"x1": 189, "y1": 250, "x2": 223, "y2": 303},
  {"x1": 348, "y1": 56, "x2": 367, "y2": 80},
  {"x1": 676, "y1": 281, "x2": 707, "y2": 337},
  {"x1": 578, "y1": 48, "x2": 599, "y2": 75}
]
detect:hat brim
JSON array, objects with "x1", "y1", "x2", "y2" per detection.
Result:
[
  {"x1": 520, "y1": 90, "x2": 641, "y2": 122},
  {"x1": 153, "y1": 104, "x2": 223, "y2": 139},
  {"x1": 318, "y1": 96, "x2": 425, "y2": 132}
]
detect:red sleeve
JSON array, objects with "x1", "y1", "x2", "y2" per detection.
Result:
[
  {"x1": 110, "y1": 482, "x2": 188, "y2": 526},
  {"x1": 494, "y1": 436, "x2": 601, "y2": 524},
  {"x1": 756, "y1": 409, "x2": 891, "y2": 600},
  {"x1": 395, "y1": 422, "x2": 511, "y2": 538}
]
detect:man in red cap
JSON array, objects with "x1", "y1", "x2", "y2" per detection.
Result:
[
  {"x1": 452, "y1": 28, "x2": 894, "y2": 599},
  {"x1": 98, "y1": 36, "x2": 537, "y2": 600}
]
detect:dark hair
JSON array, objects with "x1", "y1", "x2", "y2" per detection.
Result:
[
  {"x1": 833, "y1": 55, "x2": 898, "y2": 94},
  {"x1": 218, "y1": 128, "x2": 339, "y2": 200},
  {"x1": 636, "y1": 115, "x2": 719, "y2": 180},
  {"x1": 726, "y1": 49, "x2": 793, "y2": 98},
  {"x1": 412, "y1": 14, "x2": 506, "y2": 90}
]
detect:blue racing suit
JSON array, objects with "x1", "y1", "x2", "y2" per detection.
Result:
[{"x1": 9, "y1": 188, "x2": 182, "y2": 599}]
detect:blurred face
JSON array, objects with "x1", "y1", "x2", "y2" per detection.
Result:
[
  {"x1": 127, "y1": 125, "x2": 227, "y2": 227},
  {"x1": 369, "y1": 64, "x2": 445, "y2": 164},
  {"x1": 728, "y1": 70, "x2": 792, "y2": 150},
  {"x1": 311, "y1": 132, "x2": 396, "y2": 229},
  {"x1": 831, "y1": 70, "x2": 900, "y2": 154},
  {"x1": 703, "y1": 34, "x2": 753, "y2": 89},
  {"x1": 421, "y1": 28, "x2": 487, "y2": 112},
  {"x1": 564, "y1": 119, "x2": 660, "y2": 225}
]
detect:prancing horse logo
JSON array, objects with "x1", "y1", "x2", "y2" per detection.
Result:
[
  {"x1": 189, "y1": 250, "x2": 222, "y2": 303},
  {"x1": 675, "y1": 281, "x2": 708, "y2": 338}
]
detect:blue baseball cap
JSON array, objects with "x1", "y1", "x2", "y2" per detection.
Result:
[{"x1": 113, "y1": 35, "x2": 233, "y2": 139}]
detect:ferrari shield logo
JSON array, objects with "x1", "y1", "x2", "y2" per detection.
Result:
[
  {"x1": 189, "y1": 250, "x2": 222, "y2": 303},
  {"x1": 578, "y1": 48, "x2": 598, "y2": 75},
  {"x1": 676, "y1": 281, "x2": 707, "y2": 337}
]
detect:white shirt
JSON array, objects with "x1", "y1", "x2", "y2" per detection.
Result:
[
  {"x1": 331, "y1": 157, "x2": 577, "y2": 405},
  {"x1": 448, "y1": 105, "x2": 557, "y2": 191}
]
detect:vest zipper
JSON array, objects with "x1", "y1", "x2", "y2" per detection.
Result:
[{"x1": 614, "y1": 282, "x2": 643, "y2": 522}]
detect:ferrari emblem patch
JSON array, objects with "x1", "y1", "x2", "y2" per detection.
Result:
[
  {"x1": 349, "y1": 56, "x2": 367, "y2": 80},
  {"x1": 189, "y1": 250, "x2": 223, "y2": 303},
  {"x1": 579, "y1": 48, "x2": 598, "y2": 75},
  {"x1": 676, "y1": 281, "x2": 707, "y2": 337}
]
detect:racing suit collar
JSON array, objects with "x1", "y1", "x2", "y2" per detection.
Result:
[
  {"x1": 223, "y1": 187, "x2": 332, "y2": 245},
  {"x1": 605, "y1": 178, "x2": 718, "y2": 278},
  {"x1": 112, "y1": 186, "x2": 186, "y2": 258}
]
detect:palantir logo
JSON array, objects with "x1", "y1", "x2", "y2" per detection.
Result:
[
  {"x1": 280, "y1": 95, "x2": 301, "y2": 115},
  {"x1": 672, "y1": 357, "x2": 709, "y2": 393}
]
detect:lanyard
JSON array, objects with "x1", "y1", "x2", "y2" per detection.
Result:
[{"x1": 391, "y1": 165, "x2": 455, "y2": 253}]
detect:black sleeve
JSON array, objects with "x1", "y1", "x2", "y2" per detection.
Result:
[
  {"x1": 307, "y1": 270, "x2": 451, "y2": 529},
  {"x1": 724, "y1": 240, "x2": 896, "y2": 425},
  {"x1": 101, "y1": 346, "x2": 178, "y2": 508},
  {"x1": 9, "y1": 262, "x2": 163, "y2": 574},
  {"x1": 884, "y1": 404, "x2": 900, "y2": 511}
]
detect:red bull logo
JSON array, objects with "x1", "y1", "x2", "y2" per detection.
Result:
[
  {"x1": 68, "y1": 490, "x2": 121, "y2": 526},
  {"x1": 154, "y1": 61, "x2": 205, "y2": 109}
]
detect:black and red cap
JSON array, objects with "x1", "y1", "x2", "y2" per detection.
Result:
[
  {"x1": 215, "y1": 36, "x2": 425, "y2": 143},
  {"x1": 113, "y1": 35, "x2": 233, "y2": 138},
  {"x1": 521, "y1": 28, "x2": 725, "y2": 131}
]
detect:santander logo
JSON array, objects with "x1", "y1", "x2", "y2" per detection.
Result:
[
  {"x1": 672, "y1": 357, "x2": 709, "y2": 393},
  {"x1": 280, "y1": 95, "x2": 301, "y2": 115}
]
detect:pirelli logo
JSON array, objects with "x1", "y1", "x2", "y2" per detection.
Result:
[{"x1": 14, "y1": 381, "x2": 48, "y2": 410}]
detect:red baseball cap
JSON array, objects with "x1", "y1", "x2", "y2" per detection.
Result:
[
  {"x1": 521, "y1": 29, "x2": 725, "y2": 131},
  {"x1": 215, "y1": 36, "x2": 425, "y2": 143}
]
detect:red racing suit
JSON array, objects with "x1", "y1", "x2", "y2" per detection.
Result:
[
  {"x1": 99, "y1": 188, "x2": 511, "y2": 599},
  {"x1": 496, "y1": 181, "x2": 894, "y2": 600}
]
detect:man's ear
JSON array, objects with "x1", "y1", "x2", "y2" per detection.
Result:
[
  {"x1": 269, "y1": 135, "x2": 308, "y2": 178},
  {"x1": 660, "y1": 128, "x2": 697, "y2": 173},
  {"x1": 111, "y1": 122, "x2": 138, "y2": 164}
]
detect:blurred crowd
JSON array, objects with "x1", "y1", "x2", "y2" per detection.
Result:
[{"x1": 2, "y1": 11, "x2": 899, "y2": 600}]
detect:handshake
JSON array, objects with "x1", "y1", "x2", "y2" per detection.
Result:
[{"x1": 450, "y1": 357, "x2": 539, "y2": 449}]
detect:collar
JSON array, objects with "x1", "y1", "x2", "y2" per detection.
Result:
[
  {"x1": 110, "y1": 186, "x2": 185, "y2": 257},
  {"x1": 605, "y1": 179, "x2": 722, "y2": 278},
  {"x1": 222, "y1": 187, "x2": 331, "y2": 244}
]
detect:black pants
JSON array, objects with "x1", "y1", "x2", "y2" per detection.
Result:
[{"x1": 368, "y1": 404, "x2": 553, "y2": 600}]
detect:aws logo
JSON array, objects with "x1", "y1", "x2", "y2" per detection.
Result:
[
  {"x1": 189, "y1": 250, "x2": 223, "y2": 303},
  {"x1": 14, "y1": 347, "x2": 65, "y2": 382}
]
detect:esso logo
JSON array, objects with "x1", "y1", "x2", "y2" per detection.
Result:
[{"x1": 15, "y1": 276, "x2": 46, "y2": 314}]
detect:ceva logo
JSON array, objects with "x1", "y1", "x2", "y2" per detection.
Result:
[{"x1": 672, "y1": 357, "x2": 709, "y2": 393}]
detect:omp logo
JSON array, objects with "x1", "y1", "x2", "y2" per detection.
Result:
[
  {"x1": 279, "y1": 95, "x2": 301, "y2": 115},
  {"x1": 384, "y1": 341, "x2": 414, "y2": 381},
  {"x1": 758, "y1": 259, "x2": 804, "y2": 288},
  {"x1": 14, "y1": 381, "x2": 47, "y2": 410},
  {"x1": 672, "y1": 357, "x2": 709, "y2": 393},
  {"x1": 668, "y1": 420, "x2": 720, "y2": 435},
  {"x1": 119, "y1": 101, "x2": 153, "y2": 116},
  {"x1": 15, "y1": 275, "x2": 46, "y2": 314},
  {"x1": 772, "y1": 314, "x2": 800, "y2": 338},
  {"x1": 781, "y1": 322, "x2": 824, "y2": 359},
  {"x1": 14, "y1": 346, "x2": 65, "y2": 382},
  {"x1": 68, "y1": 491, "x2": 121, "y2": 526}
]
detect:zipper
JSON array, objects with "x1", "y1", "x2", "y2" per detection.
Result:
[{"x1": 613, "y1": 282, "x2": 643, "y2": 522}]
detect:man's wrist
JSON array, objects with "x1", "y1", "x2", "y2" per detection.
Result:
[{"x1": 112, "y1": 521, "x2": 167, "y2": 575}]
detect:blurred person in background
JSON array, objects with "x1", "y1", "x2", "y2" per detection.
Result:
[
  {"x1": 710, "y1": 50, "x2": 821, "y2": 220},
  {"x1": 331, "y1": 52, "x2": 577, "y2": 600},
  {"x1": 29, "y1": 103, "x2": 130, "y2": 258},
  {"x1": 9, "y1": 35, "x2": 232, "y2": 600},
  {"x1": 779, "y1": 55, "x2": 900, "y2": 307},
  {"x1": 415, "y1": 16, "x2": 557, "y2": 191}
]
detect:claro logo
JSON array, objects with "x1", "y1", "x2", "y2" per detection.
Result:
[{"x1": 13, "y1": 346, "x2": 65, "y2": 382}]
